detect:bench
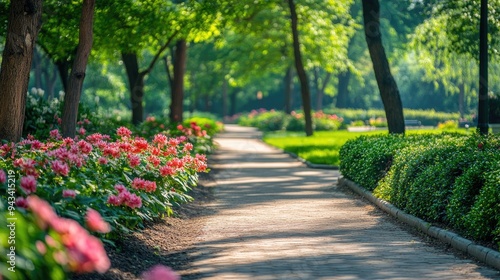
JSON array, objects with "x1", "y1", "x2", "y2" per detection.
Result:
[{"x1": 404, "y1": 120, "x2": 421, "y2": 127}]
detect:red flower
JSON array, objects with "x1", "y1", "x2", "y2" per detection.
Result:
[{"x1": 116, "y1": 126, "x2": 132, "y2": 138}]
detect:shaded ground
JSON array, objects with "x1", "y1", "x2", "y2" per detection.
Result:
[{"x1": 70, "y1": 172, "x2": 216, "y2": 280}]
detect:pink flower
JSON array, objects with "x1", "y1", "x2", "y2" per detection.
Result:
[
  {"x1": 36, "y1": 240, "x2": 47, "y2": 255},
  {"x1": 51, "y1": 218, "x2": 110, "y2": 273},
  {"x1": 15, "y1": 197, "x2": 28, "y2": 208},
  {"x1": 52, "y1": 160, "x2": 70, "y2": 176},
  {"x1": 183, "y1": 143, "x2": 193, "y2": 152},
  {"x1": 128, "y1": 154, "x2": 141, "y2": 168},
  {"x1": 27, "y1": 196, "x2": 57, "y2": 229},
  {"x1": 133, "y1": 138, "x2": 149, "y2": 152},
  {"x1": 176, "y1": 124, "x2": 183, "y2": 130},
  {"x1": 62, "y1": 189, "x2": 77, "y2": 198},
  {"x1": 0, "y1": 170, "x2": 6, "y2": 184},
  {"x1": 153, "y1": 134, "x2": 168, "y2": 146},
  {"x1": 159, "y1": 166, "x2": 175, "y2": 176},
  {"x1": 114, "y1": 184, "x2": 127, "y2": 193},
  {"x1": 107, "y1": 195, "x2": 121, "y2": 206},
  {"x1": 148, "y1": 156, "x2": 161, "y2": 167},
  {"x1": 116, "y1": 126, "x2": 132, "y2": 138},
  {"x1": 85, "y1": 209, "x2": 111, "y2": 233},
  {"x1": 124, "y1": 193, "x2": 142, "y2": 209},
  {"x1": 50, "y1": 129, "x2": 61, "y2": 140},
  {"x1": 132, "y1": 178, "x2": 156, "y2": 192},
  {"x1": 98, "y1": 157, "x2": 108, "y2": 165},
  {"x1": 20, "y1": 176, "x2": 37, "y2": 194},
  {"x1": 77, "y1": 140, "x2": 93, "y2": 154},
  {"x1": 141, "y1": 265, "x2": 180, "y2": 280},
  {"x1": 78, "y1": 127, "x2": 86, "y2": 136}
]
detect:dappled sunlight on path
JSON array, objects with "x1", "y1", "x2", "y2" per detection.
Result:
[{"x1": 180, "y1": 125, "x2": 500, "y2": 280}]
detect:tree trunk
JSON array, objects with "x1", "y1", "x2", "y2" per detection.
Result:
[
  {"x1": 61, "y1": 0, "x2": 95, "y2": 138},
  {"x1": 283, "y1": 66, "x2": 293, "y2": 114},
  {"x1": 288, "y1": 0, "x2": 313, "y2": 136},
  {"x1": 315, "y1": 69, "x2": 331, "y2": 111},
  {"x1": 222, "y1": 79, "x2": 228, "y2": 117},
  {"x1": 362, "y1": 0, "x2": 405, "y2": 134},
  {"x1": 336, "y1": 70, "x2": 351, "y2": 108},
  {"x1": 459, "y1": 82, "x2": 465, "y2": 119},
  {"x1": 0, "y1": 0, "x2": 42, "y2": 142},
  {"x1": 169, "y1": 39, "x2": 187, "y2": 123},
  {"x1": 477, "y1": 0, "x2": 488, "y2": 134},
  {"x1": 122, "y1": 52, "x2": 145, "y2": 125},
  {"x1": 55, "y1": 60, "x2": 71, "y2": 94},
  {"x1": 229, "y1": 89, "x2": 238, "y2": 116}
]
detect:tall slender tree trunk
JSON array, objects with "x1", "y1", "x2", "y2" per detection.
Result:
[
  {"x1": 288, "y1": 0, "x2": 313, "y2": 136},
  {"x1": 314, "y1": 69, "x2": 331, "y2": 111},
  {"x1": 283, "y1": 66, "x2": 293, "y2": 114},
  {"x1": 122, "y1": 52, "x2": 146, "y2": 125},
  {"x1": 222, "y1": 79, "x2": 228, "y2": 117},
  {"x1": 459, "y1": 82, "x2": 465, "y2": 119},
  {"x1": 0, "y1": 0, "x2": 42, "y2": 142},
  {"x1": 478, "y1": 0, "x2": 488, "y2": 134},
  {"x1": 56, "y1": 60, "x2": 71, "y2": 94},
  {"x1": 169, "y1": 39, "x2": 187, "y2": 123},
  {"x1": 61, "y1": 0, "x2": 95, "y2": 138},
  {"x1": 362, "y1": 0, "x2": 405, "y2": 134},
  {"x1": 229, "y1": 89, "x2": 238, "y2": 116},
  {"x1": 336, "y1": 70, "x2": 351, "y2": 108}
]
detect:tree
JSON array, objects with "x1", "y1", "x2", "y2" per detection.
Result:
[
  {"x1": 361, "y1": 0, "x2": 405, "y2": 134},
  {"x1": 0, "y1": 0, "x2": 43, "y2": 142},
  {"x1": 288, "y1": 0, "x2": 313, "y2": 136},
  {"x1": 169, "y1": 39, "x2": 187, "y2": 123},
  {"x1": 61, "y1": 0, "x2": 95, "y2": 138},
  {"x1": 478, "y1": 0, "x2": 488, "y2": 134}
]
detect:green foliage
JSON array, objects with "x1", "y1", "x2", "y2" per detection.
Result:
[
  {"x1": 238, "y1": 109, "x2": 344, "y2": 132},
  {"x1": 325, "y1": 108, "x2": 461, "y2": 126},
  {"x1": 340, "y1": 132, "x2": 500, "y2": 246},
  {"x1": 437, "y1": 120, "x2": 459, "y2": 130}
]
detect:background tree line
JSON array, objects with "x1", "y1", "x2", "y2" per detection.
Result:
[{"x1": 0, "y1": 0, "x2": 499, "y2": 140}]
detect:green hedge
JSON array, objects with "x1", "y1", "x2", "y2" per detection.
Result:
[
  {"x1": 326, "y1": 108, "x2": 461, "y2": 126},
  {"x1": 340, "y1": 133, "x2": 500, "y2": 246}
]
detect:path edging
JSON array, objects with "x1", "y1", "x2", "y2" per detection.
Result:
[{"x1": 339, "y1": 177, "x2": 500, "y2": 271}]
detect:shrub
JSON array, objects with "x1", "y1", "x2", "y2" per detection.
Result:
[
  {"x1": 340, "y1": 132, "x2": 500, "y2": 246},
  {"x1": 437, "y1": 120, "x2": 459, "y2": 130},
  {"x1": 368, "y1": 117, "x2": 387, "y2": 127}
]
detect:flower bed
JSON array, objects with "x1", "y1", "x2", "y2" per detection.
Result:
[{"x1": 0, "y1": 122, "x2": 213, "y2": 278}]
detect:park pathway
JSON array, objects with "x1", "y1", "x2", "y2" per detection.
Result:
[{"x1": 180, "y1": 125, "x2": 500, "y2": 279}]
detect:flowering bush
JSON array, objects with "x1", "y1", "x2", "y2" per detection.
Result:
[
  {"x1": 0, "y1": 196, "x2": 110, "y2": 279},
  {"x1": 0, "y1": 127, "x2": 208, "y2": 239},
  {"x1": 23, "y1": 88, "x2": 99, "y2": 140}
]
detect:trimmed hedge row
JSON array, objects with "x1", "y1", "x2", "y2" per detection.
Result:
[
  {"x1": 340, "y1": 133, "x2": 500, "y2": 246},
  {"x1": 325, "y1": 108, "x2": 461, "y2": 126}
]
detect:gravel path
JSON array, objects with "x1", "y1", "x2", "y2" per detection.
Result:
[{"x1": 180, "y1": 125, "x2": 500, "y2": 280}]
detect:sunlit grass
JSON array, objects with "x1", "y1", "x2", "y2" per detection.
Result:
[{"x1": 263, "y1": 128, "x2": 472, "y2": 166}]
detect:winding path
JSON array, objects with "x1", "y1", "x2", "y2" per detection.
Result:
[{"x1": 181, "y1": 125, "x2": 500, "y2": 279}]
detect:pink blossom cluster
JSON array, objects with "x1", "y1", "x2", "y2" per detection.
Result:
[
  {"x1": 131, "y1": 178, "x2": 157, "y2": 192},
  {"x1": 107, "y1": 184, "x2": 142, "y2": 208},
  {"x1": 27, "y1": 196, "x2": 110, "y2": 274}
]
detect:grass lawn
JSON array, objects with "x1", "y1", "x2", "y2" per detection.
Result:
[{"x1": 263, "y1": 128, "x2": 471, "y2": 166}]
